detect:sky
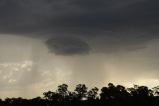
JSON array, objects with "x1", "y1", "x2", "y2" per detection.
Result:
[{"x1": 0, "y1": 0, "x2": 159, "y2": 98}]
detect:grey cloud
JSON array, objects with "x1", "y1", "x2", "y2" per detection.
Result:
[
  {"x1": 0, "y1": 0, "x2": 159, "y2": 55},
  {"x1": 46, "y1": 36, "x2": 91, "y2": 55},
  {"x1": 0, "y1": 0, "x2": 159, "y2": 33},
  {"x1": 90, "y1": 30, "x2": 159, "y2": 53}
]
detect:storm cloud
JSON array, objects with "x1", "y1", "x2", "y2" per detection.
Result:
[
  {"x1": 46, "y1": 36, "x2": 91, "y2": 55},
  {"x1": 0, "y1": 0, "x2": 159, "y2": 55}
]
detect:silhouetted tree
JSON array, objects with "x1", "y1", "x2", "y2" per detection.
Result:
[
  {"x1": 57, "y1": 84, "x2": 70, "y2": 101},
  {"x1": 75, "y1": 84, "x2": 88, "y2": 100},
  {"x1": 57, "y1": 84, "x2": 69, "y2": 97},
  {"x1": 87, "y1": 87, "x2": 99, "y2": 100},
  {"x1": 152, "y1": 86, "x2": 159, "y2": 96},
  {"x1": 128, "y1": 85, "x2": 153, "y2": 97},
  {"x1": 43, "y1": 91, "x2": 60, "y2": 101},
  {"x1": 2, "y1": 83, "x2": 159, "y2": 106},
  {"x1": 101, "y1": 83, "x2": 130, "y2": 102}
]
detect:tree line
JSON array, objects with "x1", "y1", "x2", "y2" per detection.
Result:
[{"x1": 1, "y1": 83, "x2": 159, "y2": 106}]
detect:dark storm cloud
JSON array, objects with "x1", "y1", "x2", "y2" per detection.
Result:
[
  {"x1": 46, "y1": 36, "x2": 91, "y2": 55},
  {"x1": 0, "y1": 0, "x2": 159, "y2": 54},
  {"x1": 0, "y1": 0, "x2": 159, "y2": 32}
]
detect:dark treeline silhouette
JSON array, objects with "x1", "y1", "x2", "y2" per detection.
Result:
[{"x1": 1, "y1": 83, "x2": 159, "y2": 106}]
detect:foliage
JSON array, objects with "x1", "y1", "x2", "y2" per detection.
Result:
[{"x1": 1, "y1": 83, "x2": 159, "y2": 106}]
